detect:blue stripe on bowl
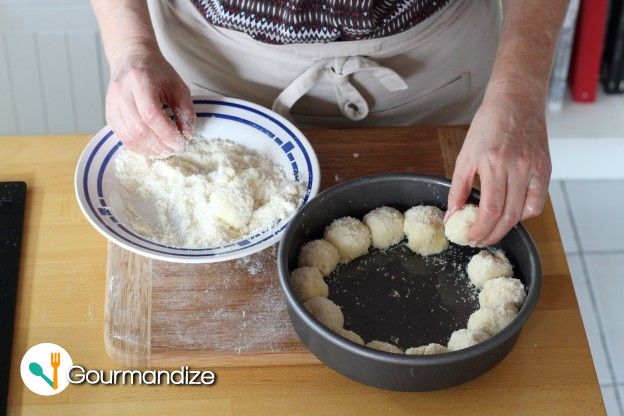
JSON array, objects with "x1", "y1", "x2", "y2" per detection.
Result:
[
  {"x1": 97, "y1": 141, "x2": 122, "y2": 198},
  {"x1": 83, "y1": 99, "x2": 315, "y2": 257},
  {"x1": 281, "y1": 142, "x2": 295, "y2": 153}
]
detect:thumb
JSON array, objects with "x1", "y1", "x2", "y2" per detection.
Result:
[{"x1": 445, "y1": 163, "x2": 475, "y2": 222}]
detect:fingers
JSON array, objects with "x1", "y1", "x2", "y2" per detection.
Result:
[
  {"x1": 169, "y1": 81, "x2": 196, "y2": 139},
  {"x1": 479, "y1": 170, "x2": 531, "y2": 246},
  {"x1": 106, "y1": 107, "x2": 132, "y2": 146},
  {"x1": 467, "y1": 166, "x2": 507, "y2": 246},
  {"x1": 119, "y1": 107, "x2": 173, "y2": 159},
  {"x1": 116, "y1": 90, "x2": 175, "y2": 157},
  {"x1": 521, "y1": 175, "x2": 548, "y2": 220},
  {"x1": 108, "y1": 107, "x2": 154, "y2": 156},
  {"x1": 106, "y1": 105, "x2": 149, "y2": 154},
  {"x1": 468, "y1": 168, "x2": 547, "y2": 247},
  {"x1": 445, "y1": 160, "x2": 476, "y2": 222},
  {"x1": 133, "y1": 77, "x2": 187, "y2": 152}
]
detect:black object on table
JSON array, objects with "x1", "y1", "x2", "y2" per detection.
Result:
[
  {"x1": 602, "y1": 0, "x2": 624, "y2": 94},
  {"x1": 0, "y1": 182, "x2": 26, "y2": 416}
]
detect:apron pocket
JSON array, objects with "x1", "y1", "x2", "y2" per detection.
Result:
[{"x1": 292, "y1": 72, "x2": 471, "y2": 127}]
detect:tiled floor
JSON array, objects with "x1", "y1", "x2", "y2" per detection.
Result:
[{"x1": 550, "y1": 180, "x2": 624, "y2": 416}]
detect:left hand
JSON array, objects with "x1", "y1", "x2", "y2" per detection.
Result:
[
  {"x1": 445, "y1": 83, "x2": 552, "y2": 247},
  {"x1": 105, "y1": 41, "x2": 195, "y2": 158}
]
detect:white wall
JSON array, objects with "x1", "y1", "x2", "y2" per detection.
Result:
[{"x1": 0, "y1": 0, "x2": 108, "y2": 135}]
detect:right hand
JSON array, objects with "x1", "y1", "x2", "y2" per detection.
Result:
[{"x1": 105, "y1": 42, "x2": 195, "y2": 158}]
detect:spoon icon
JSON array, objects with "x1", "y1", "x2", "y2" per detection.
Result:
[{"x1": 28, "y1": 362, "x2": 54, "y2": 388}]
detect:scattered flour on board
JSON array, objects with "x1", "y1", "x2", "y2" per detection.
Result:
[
  {"x1": 149, "y1": 246, "x2": 296, "y2": 354},
  {"x1": 235, "y1": 245, "x2": 277, "y2": 275},
  {"x1": 113, "y1": 138, "x2": 306, "y2": 248}
]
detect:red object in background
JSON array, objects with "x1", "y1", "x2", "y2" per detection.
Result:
[{"x1": 568, "y1": 0, "x2": 610, "y2": 102}]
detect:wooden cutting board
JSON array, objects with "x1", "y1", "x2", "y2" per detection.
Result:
[{"x1": 104, "y1": 126, "x2": 466, "y2": 367}]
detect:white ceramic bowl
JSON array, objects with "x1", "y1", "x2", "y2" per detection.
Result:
[{"x1": 75, "y1": 96, "x2": 320, "y2": 263}]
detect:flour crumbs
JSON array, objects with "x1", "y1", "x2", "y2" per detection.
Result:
[{"x1": 114, "y1": 138, "x2": 306, "y2": 248}]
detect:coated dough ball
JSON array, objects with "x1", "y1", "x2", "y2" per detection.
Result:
[
  {"x1": 363, "y1": 206, "x2": 404, "y2": 249},
  {"x1": 290, "y1": 267, "x2": 329, "y2": 302},
  {"x1": 366, "y1": 340, "x2": 404, "y2": 354},
  {"x1": 405, "y1": 343, "x2": 448, "y2": 355},
  {"x1": 303, "y1": 297, "x2": 344, "y2": 330},
  {"x1": 444, "y1": 204, "x2": 478, "y2": 246},
  {"x1": 467, "y1": 305, "x2": 518, "y2": 336},
  {"x1": 467, "y1": 249, "x2": 514, "y2": 289},
  {"x1": 403, "y1": 205, "x2": 449, "y2": 256},
  {"x1": 479, "y1": 276, "x2": 526, "y2": 309},
  {"x1": 210, "y1": 186, "x2": 254, "y2": 230},
  {"x1": 324, "y1": 217, "x2": 371, "y2": 262},
  {"x1": 298, "y1": 239, "x2": 339, "y2": 276},
  {"x1": 334, "y1": 328, "x2": 365, "y2": 345},
  {"x1": 447, "y1": 328, "x2": 490, "y2": 351}
]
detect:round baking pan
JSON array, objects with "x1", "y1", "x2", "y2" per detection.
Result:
[{"x1": 277, "y1": 173, "x2": 541, "y2": 391}]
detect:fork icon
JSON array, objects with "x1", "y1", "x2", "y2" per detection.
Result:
[{"x1": 50, "y1": 352, "x2": 61, "y2": 390}]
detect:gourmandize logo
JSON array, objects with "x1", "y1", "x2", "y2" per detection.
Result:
[
  {"x1": 20, "y1": 343, "x2": 73, "y2": 396},
  {"x1": 20, "y1": 343, "x2": 217, "y2": 391}
]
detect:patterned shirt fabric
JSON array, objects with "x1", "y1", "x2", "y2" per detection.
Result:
[{"x1": 191, "y1": 0, "x2": 453, "y2": 44}]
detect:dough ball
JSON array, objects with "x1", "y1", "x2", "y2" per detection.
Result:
[
  {"x1": 324, "y1": 216, "x2": 371, "y2": 262},
  {"x1": 298, "y1": 239, "x2": 339, "y2": 276},
  {"x1": 210, "y1": 186, "x2": 254, "y2": 230},
  {"x1": 334, "y1": 328, "x2": 365, "y2": 345},
  {"x1": 403, "y1": 205, "x2": 449, "y2": 256},
  {"x1": 366, "y1": 340, "x2": 404, "y2": 354},
  {"x1": 467, "y1": 305, "x2": 518, "y2": 336},
  {"x1": 290, "y1": 267, "x2": 328, "y2": 302},
  {"x1": 447, "y1": 328, "x2": 490, "y2": 351},
  {"x1": 362, "y1": 206, "x2": 404, "y2": 249},
  {"x1": 467, "y1": 249, "x2": 514, "y2": 289},
  {"x1": 405, "y1": 343, "x2": 448, "y2": 355},
  {"x1": 303, "y1": 297, "x2": 344, "y2": 330},
  {"x1": 444, "y1": 204, "x2": 478, "y2": 246},
  {"x1": 479, "y1": 276, "x2": 526, "y2": 309}
]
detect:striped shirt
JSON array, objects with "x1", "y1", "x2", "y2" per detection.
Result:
[{"x1": 191, "y1": 0, "x2": 452, "y2": 44}]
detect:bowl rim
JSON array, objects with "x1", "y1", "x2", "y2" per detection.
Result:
[
  {"x1": 74, "y1": 95, "x2": 321, "y2": 263},
  {"x1": 278, "y1": 172, "x2": 542, "y2": 366}
]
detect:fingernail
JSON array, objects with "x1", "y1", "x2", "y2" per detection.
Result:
[
  {"x1": 175, "y1": 107, "x2": 195, "y2": 140},
  {"x1": 468, "y1": 241, "x2": 479, "y2": 247},
  {"x1": 183, "y1": 127, "x2": 194, "y2": 141},
  {"x1": 169, "y1": 135, "x2": 188, "y2": 152},
  {"x1": 179, "y1": 122, "x2": 192, "y2": 141},
  {"x1": 443, "y1": 210, "x2": 450, "y2": 222}
]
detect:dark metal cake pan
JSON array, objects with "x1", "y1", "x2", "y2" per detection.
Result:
[{"x1": 277, "y1": 173, "x2": 541, "y2": 391}]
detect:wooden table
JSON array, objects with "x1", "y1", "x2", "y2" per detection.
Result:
[{"x1": 2, "y1": 128, "x2": 606, "y2": 415}]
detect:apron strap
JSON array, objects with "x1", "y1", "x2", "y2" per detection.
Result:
[{"x1": 272, "y1": 56, "x2": 408, "y2": 121}]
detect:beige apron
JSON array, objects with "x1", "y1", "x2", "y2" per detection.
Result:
[{"x1": 149, "y1": 0, "x2": 501, "y2": 126}]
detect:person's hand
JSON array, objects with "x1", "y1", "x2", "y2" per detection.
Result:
[
  {"x1": 105, "y1": 42, "x2": 195, "y2": 158},
  {"x1": 445, "y1": 83, "x2": 551, "y2": 246}
]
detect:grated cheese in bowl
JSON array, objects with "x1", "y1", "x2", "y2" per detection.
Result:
[{"x1": 113, "y1": 138, "x2": 307, "y2": 248}]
